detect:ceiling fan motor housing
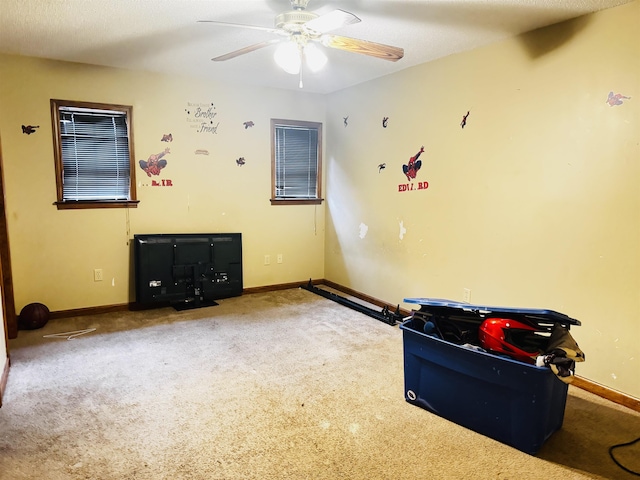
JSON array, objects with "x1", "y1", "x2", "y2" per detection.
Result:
[{"x1": 275, "y1": 11, "x2": 318, "y2": 32}]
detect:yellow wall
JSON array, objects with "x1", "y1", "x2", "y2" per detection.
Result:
[
  {"x1": 325, "y1": 1, "x2": 639, "y2": 398},
  {"x1": 0, "y1": 56, "x2": 326, "y2": 311}
]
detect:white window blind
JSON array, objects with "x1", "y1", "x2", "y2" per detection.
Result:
[
  {"x1": 274, "y1": 124, "x2": 319, "y2": 199},
  {"x1": 59, "y1": 106, "x2": 131, "y2": 201}
]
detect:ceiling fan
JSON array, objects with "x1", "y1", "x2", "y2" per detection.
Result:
[{"x1": 199, "y1": 0, "x2": 404, "y2": 87}]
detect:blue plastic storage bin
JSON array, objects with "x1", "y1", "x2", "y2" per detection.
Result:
[{"x1": 400, "y1": 298, "x2": 580, "y2": 455}]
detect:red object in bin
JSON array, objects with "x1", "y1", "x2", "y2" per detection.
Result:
[{"x1": 479, "y1": 317, "x2": 544, "y2": 364}]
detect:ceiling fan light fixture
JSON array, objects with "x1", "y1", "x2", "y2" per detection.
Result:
[
  {"x1": 304, "y1": 43, "x2": 327, "y2": 72},
  {"x1": 274, "y1": 41, "x2": 302, "y2": 74}
]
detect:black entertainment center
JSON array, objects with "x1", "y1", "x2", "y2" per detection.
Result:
[{"x1": 134, "y1": 233, "x2": 243, "y2": 310}]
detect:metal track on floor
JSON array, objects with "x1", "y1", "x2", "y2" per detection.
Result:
[{"x1": 300, "y1": 280, "x2": 404, "y2": 326}]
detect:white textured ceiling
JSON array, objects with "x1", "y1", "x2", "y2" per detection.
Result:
[{"x1": 0, "y1": 0, "x2": 633, "y2": 94}]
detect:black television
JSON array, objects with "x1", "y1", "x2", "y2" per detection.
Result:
[{"x1": 134, "y1": 233, "x2": 242, "y2": 310}]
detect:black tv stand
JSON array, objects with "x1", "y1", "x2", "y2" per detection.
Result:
[
  {"x1": 172, "y1": 299, "x2": 219, "y2": 311},
  {"x1": 171, "y1": 263, "x2": 222, "y2": 311}
]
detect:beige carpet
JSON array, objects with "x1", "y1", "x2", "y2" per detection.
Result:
[{"x1": 1, "y1": 288, "x2": 639, "y2": 480}]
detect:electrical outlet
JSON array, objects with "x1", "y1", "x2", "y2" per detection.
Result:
[
  {"x1": 463, "y1": 288, "x2": 471, "y2": 303},
  {"x1": 264, "y1": 255, "x2": 271, "y2": 266},
  {"x1": 277, "y1": 254, "x2": 283, "y2": 264},
  {"x1": 94, "y1": 268, "x2": 103, "y2": 282}
]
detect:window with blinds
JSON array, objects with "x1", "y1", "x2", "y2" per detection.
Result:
[
  {"x1": 51, "y1": 100, "x2": 138, "y2": 209},
  {"x1": 271, "y1": 119, "x2": 323, "y2": 205}
]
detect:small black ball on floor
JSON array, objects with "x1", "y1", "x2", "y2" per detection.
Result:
[{"x1": 18, "y1": 302, "x2": 50, "y2": 330}]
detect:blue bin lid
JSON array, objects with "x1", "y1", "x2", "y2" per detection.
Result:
[{"x1": 403, "y1": 297, "x2": 581, "y2": 326}]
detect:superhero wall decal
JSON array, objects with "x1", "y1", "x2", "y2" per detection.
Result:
[
  {"x1": 460, "y1": 111, "x2": 470, "y2": 128},
  {"x1": 140, "y1": 147, "x2": 170, "y2": 177},
  {"x1": 403, "y1": 146, "x2": 424, "y2": 181},
  {"x1": 139, "y1": 147, "x2": 173, "y2": 187},
  {"x1": 22, "y1": 125, "x2": 39, "y2": 135},
  {"x1": 606, "y1": 91, "x2": 631, "y2": 106},
  {"x1": 399, "y1": 146, "x2": 428, "y2": 192}
]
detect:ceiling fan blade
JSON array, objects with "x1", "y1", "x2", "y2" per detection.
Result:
[
  {"x1": 212, "y1": 39, "x2": 281, "y2": 62},
  {"x1": 304, "y1": 9, "x2": 361, "y2": 34},
  {"x1": 321, "y1": 35, "x2": 404, "y2": 62},
  {"x1": 198, "y1": 20, "x2": 281, "y2": 35}
]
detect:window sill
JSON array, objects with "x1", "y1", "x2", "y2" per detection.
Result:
[
  {"x1": 270, "y1": 198, "x2": 324, "y2": 206},
  {"x1": 54, "y1": 200, "x2": 140, "y2": 210}
]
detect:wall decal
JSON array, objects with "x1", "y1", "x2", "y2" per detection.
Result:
[
  {"x1": 161, "y1": 133, "x2": 173, "y2": 142},
  {"x1": 460, "y1": 111, "x2": 470, "y2": 128},
  {"x1": 398, "y1": 181, "x2": 429, "y2": 192},
  {"x1": 243, "y1": 121, "x2": 255, "y2": 129},
  {"x1": 606, "y1": 91, "x2": 631, "y2": 106},
  {"x1": 139, "y1": 147, "x2": 170, "y2": 177},
  {"x1": 21, "y1": 125, "x2": 39, "y2": 135},
  {"x1": 236, "y1": 157, "x2": 246, "y2": 166},
  {"x1": 402, "y1": 146, "x2": 424, "y2": 181},
  {"x1": 139, "y1": 178, "x2": 173, "y2": 188},
  {"x1": 195, "y1": 149, "x2": 209, "y2": 155},
  {"x1": 343, "y1": 116, "x2": 349, "y2": 127},
  {"x1": 399, "y1": 146, "x2": 429, "y2": 193},
  {"x1": 382, "y1": 116, "x2": 389, "y2": 128},
  {"x1": 378, "y1": 163, "x2": 386, "y2": 173},
  {"x1": 151, "y1": 179, "x2": 173, "y2": 187},
  {"x1": 185, "y1": 102, "x2": 219, "y2": 134}
]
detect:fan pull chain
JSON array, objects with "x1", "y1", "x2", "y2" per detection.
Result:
[{"x1": 298, "y1": 45, "x2": 304, "y2": 88}]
